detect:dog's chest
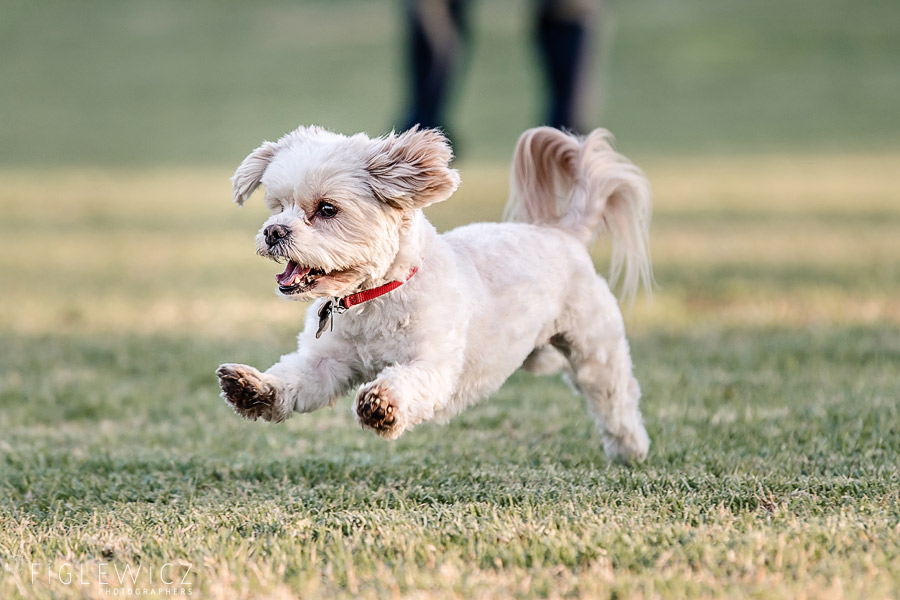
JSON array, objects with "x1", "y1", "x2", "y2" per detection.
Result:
[{"x1": 337, "y1": 307, "x2": 414, "y2": 373}]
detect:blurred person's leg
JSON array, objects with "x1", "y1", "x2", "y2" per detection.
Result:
[
  {"x1": 535, "y1": 0, "x2": 597, "y2": 132},
  {"x1": 402, "y1": 0, "x2": 471, "y2": 134}
]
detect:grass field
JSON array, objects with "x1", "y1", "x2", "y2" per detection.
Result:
[
  {"x1": 2, "y1": 0, "x2": 900, "y2": 597},
  {"x1": 1, "y1": 156, "x2": 899, "y2": 598}
]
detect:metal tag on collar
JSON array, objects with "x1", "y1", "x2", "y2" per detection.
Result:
[
  {"x1": 315, "y1": 299, "x2": 334, "y2": 339},
  {"x1": 315, "y1": 297, "x2": 347, "y2": 339}
]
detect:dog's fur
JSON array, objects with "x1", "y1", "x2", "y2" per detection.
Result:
[{"x1": 217, "y1": 125, "x2": 652, "y2": 463}]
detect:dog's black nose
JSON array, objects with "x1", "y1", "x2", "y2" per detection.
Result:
[{"x1": 264, "y1": 224, "x2": 289, "y2": 246}]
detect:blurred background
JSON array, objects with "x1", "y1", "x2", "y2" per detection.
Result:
[
  {"x1": 2, "y1": 0, "x2": 899, "y2": 335},
  {"x1": 2, "y1": 0, "x2": 899, "y2": 166},
  {"x1": 1, "y1": 0, "x2": 898, "y2": 387}
]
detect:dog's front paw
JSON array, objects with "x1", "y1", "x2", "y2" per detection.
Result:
[
  {"x1": 355, "y1": 383, "x2": 405, "y2": 440},
  {"x1": 216, "y1": 363, "x2": 287, "y2": 423}
]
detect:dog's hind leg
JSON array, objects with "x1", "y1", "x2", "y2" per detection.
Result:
[
  {"x1": 552, "y1": 279, "x2": 650, "y2": 464},
  {"x1": 522, "y1": 345, "x2": 571, "y2": 376}
]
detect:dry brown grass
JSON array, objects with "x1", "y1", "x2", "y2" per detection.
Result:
[{"x1": 7, "y1": 154, "x2": 897, "y2": 337}]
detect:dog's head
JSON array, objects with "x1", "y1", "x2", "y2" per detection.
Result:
[{"x1": 231, "y1": 126, "x2": 459, "y2": 300}]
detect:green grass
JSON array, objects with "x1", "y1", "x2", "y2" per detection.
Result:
[
  {"x1": 2, "y1": 0, "x2": 900, "y2": 596},
  {"x1": 1, "y1": 158, "x2": 899, "y2": 598},
  {"x1": 2, "y1": 328, "x2": 898, "y2": 598},
  {"x1": 1, "y1": 0, "x2": 899, "y2": 166}
]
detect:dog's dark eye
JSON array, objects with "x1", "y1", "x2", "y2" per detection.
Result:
[{"x1": 315, "y1": 201, "x2": 338, "y2": 219}]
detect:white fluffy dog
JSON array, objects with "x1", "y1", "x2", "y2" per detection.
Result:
[{"x1": 217, "y1": 125, "x2": 652, "y2": 463}]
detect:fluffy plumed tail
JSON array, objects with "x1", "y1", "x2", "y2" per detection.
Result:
[{"x1": 503, "y1": 127, "x2": 653, "y2": 304}]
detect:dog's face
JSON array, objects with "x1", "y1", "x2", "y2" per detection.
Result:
[{"x1": 231, "y1": 126, "x2": 459, "y2": 300}]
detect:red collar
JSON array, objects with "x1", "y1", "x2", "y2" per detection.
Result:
[
  {"x1": 316, "y1": 267, "x2": 418, "y2": 338},
  {"x1": 337, "y1": 266, "x2": 419, "y2": 310}
]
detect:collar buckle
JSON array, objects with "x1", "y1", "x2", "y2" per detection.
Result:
[{"x1": 332, "y1": 299, "x2": 349, "y2": 314}]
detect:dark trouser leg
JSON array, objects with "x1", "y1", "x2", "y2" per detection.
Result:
[
  {"x1": 535, "y1": 0, "x2": 596, "y2": 132},
  {"x1": 403, "y1": 0, "x2": 470, "y2": 131}
]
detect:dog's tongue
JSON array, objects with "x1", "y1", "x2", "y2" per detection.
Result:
[{"x1": 276, "y1": 261, "x2": 311, "y2": 286}]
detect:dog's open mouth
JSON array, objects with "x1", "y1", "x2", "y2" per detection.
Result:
[{"x1": 276, "y1": 260, "x2": 327, "y2": 294}]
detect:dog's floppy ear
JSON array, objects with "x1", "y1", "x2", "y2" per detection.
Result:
[
  {"x1": 365, "y1": 127, "x2": 461, "y2": 210},
  {"x1": 231, "y1": 140, "x2": 280, "y2": 205}
]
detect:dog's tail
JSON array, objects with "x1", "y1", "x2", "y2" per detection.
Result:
[{"x1": 503, "y1": 127, "x2": 652, "y2": 304}]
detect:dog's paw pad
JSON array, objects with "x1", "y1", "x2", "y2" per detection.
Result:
[
  {"x1": 216, "y1": 364, "x2": 277, "y2": 421},
  {"x1": 356, "y1": 385, "x2": 399, "y2": 432}
]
